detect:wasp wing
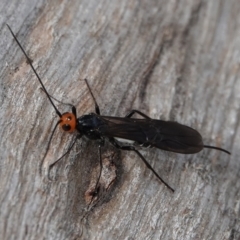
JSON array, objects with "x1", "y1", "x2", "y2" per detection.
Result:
[{"x1": 99, "y1": 116, "x2": 203, "y2": 154}]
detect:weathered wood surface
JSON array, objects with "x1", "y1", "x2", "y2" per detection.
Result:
[{"x1": 0, "y1": 0, "x2": 239, "y2": 239}]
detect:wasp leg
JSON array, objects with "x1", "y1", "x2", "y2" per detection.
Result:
[
  {"x1": 84, "y1": 79, "x2": 101, "y2": 115},
  {"x1": 125, "y1": 110, "x2": 151, "y2": 119},
  {"x1": 109, "y1": 138, "x2": 174, "y2": 192}
]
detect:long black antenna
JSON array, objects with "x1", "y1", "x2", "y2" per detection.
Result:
[{"x1": 6, "y1": 24, "x2": 62, "y2": 118}]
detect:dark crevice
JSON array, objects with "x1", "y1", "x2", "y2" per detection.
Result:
[
  {"x1": 137, "y1": 25, "x2": 176, "y2": 105},
  {"x1": 170, "y1": 1, "x2": 204, "y2": 120}
]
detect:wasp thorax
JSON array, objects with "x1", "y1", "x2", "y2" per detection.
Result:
[{"x1": 60, "y1": 112, "x2": 77, "y2": 133}]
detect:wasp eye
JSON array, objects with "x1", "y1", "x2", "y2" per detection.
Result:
[{"x1": 62, "y1": 124, "x2": 71, "y2": 131}]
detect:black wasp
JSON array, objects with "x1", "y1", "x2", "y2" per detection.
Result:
[{"x1": 7, "y1": 24, "x2": 230, "y2": 193}]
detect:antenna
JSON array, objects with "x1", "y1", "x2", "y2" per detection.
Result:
[{"x1": 6, "y1": 24, "x2": 62, "y2": 118}]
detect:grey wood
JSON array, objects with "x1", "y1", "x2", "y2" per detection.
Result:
[{"x1": 0, "y1": 0, "x2": 239, "y2": 239}]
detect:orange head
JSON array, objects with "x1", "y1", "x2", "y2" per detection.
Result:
[{"x1": 59, "y1": 112, "x2": 77, "y2": 133}]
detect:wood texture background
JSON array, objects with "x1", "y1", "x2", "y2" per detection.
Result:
[{"x1": 0, "y1": 0, "x2": 239, "y2": 239}]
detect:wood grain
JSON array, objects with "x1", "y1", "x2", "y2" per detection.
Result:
[{"x1": 0, "y1": 0, "x2": 239, "y2": 239}]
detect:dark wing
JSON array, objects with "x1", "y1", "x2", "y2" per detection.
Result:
[{"x1": 100, "y1": 116, "x2": 203, "y2": 154}]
